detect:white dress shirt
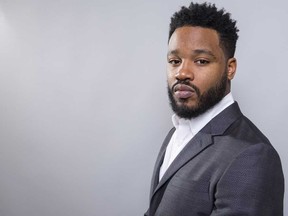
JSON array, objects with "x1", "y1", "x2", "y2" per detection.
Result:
[{"x1": 159, "y1": 93, "x2": 234, "y2": 180}]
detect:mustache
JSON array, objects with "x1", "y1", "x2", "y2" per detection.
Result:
[{"x1": 171, "y1": 80, "x2": 200, "y2": 97}]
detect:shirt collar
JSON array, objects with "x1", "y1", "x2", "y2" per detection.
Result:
[{"x1": 172, "y1": 93, "x2": 235, "y2": 135}]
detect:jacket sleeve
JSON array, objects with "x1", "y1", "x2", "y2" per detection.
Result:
[{"x1": 210, "y1": 143, "x2": 284, "y2": 216}]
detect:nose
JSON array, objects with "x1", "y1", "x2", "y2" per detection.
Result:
[{"x1": 175, "y1": 61, "x2": 194, "y2": 81}]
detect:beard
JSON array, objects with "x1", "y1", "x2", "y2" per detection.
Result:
[{"x1": 168, "y1": 71, "x2": 228, "y2": 119}]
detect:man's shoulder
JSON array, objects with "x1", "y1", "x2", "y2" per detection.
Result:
[{"x1": 227, "y1": 113, "x2": 271, "y2": 146}]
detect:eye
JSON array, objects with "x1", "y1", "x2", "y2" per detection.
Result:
[
  {"x1": 195, "y1": 59, "x2": 210, "y2": 65},
  {"x1": 168, "y1": 59, "x2": 181, "y2": 65}
]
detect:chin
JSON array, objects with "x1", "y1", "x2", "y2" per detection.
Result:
[{"x1": 176, "y1": 98, "x2": 198, "y2": 108}]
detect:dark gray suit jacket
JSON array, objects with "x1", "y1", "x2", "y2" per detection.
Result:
[{"x1": 145, "y1": 102, "x2": 284, "y2": 216}]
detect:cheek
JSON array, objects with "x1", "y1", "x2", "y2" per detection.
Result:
[
  {"x1": 167, "y1": 71, "x2": 175, "y2": 86},
  {"x1": 194, "y1": 73, "x2": 219, "y2": 93}
]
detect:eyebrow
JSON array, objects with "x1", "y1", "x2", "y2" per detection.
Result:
[{"x1": 167, "y1": 49, "x2": 217, "y2": 59}]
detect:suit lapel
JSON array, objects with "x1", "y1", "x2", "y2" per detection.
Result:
[
  {"x1": 152, "y1": 132, "x2": 213, "y2": 196},
  {"x1": 149, "y1": 128, "x2": 175, "y2": 198},
  {"x1": 150, "y1": 102, "x2": 243, "y2": 199}
]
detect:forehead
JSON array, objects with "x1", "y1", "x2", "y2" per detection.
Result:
[{"x1": 168, "y1": 26, "x2": 222, "y2": 55}]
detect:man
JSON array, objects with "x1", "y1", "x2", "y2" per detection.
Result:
[{"x1": 145, "y1": 2, "x2": 284, "y2": 216}]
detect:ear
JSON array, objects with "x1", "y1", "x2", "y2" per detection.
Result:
[{"x1": 227, "y1": 58, "x2": 237, "y2": 81}]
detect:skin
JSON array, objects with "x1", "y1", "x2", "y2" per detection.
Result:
[{"x1": 167, "y1": 26, "x2": 237, "y2": 113}]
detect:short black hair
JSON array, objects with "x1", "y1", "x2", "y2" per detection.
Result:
[{"x1": 169, "y1": 2, "x2": 239, "y2": 58}]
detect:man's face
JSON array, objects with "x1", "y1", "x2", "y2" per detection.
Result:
[{"x1": 167, "y1": 26, "x2": 235, "y2": 119}]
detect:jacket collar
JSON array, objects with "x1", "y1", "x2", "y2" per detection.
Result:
[{"x1": 150, "y1": 102, "x2": 243, "y2": 199}]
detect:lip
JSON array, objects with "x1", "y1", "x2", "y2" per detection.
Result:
[{"x1": 173, "y1": 84, "x2": 195, "y2": 99}]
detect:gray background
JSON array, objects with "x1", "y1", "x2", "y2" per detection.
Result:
[{"x1": 0, "y1": 0, "x2": 287, "y2": 215}]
